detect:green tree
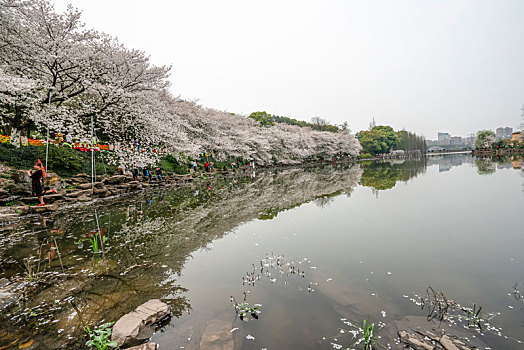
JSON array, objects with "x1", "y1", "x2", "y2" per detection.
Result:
[
  {"x1": 356, "y1": 125, "x2": 399, "y2": 155},
  {"x1": 475, "y1": 130, "x2": 495, "y2": 149},
  {"x1": 248, "y1": 111, "x2": 275, "y2": 126},
  {"x1": 396, "y1": 130, "x2": 426, "y2": 152}
]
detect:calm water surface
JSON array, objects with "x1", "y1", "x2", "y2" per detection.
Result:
[{"x1": 0, "y1": 154, "x2": 523, "y2": 349}]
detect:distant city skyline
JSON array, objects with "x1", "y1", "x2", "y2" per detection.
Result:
[{"x1": 430, "y1": 125, "x2": 518, "y2": 140}]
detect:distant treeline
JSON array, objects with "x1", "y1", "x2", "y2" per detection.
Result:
[
  {"x1": 356, "y1": 126, "x2": 426, "y2": 156},
  {"x1": 397, "y1": 130, "x2": 427, "y2": 153},
  {"x1": 249, "y1": 111, "x2": 342, "y2": 133}
]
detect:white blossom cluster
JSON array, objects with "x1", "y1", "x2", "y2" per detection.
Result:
[{"x1": 0, "y1": 0, "x2": 361, "y2": 166}]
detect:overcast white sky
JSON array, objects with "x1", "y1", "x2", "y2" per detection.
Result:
[{"x1": 53, "y1": 0, "x2": 524, "y2": 139}]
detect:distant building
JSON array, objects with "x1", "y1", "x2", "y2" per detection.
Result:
[
  {"x1": 496, "y1": 127, "x2": 513, "y2": 139},
  {"x1": 368, "y1": 118, "x2": 376, "y2": 130},
  {"x1": 450, "y1": 136, "x2": 463, "y2": 145},
  {"x1": 464, "y1": 135, "x2": 476, "y2": 146},
  {"x1": 510, "y1": 131, "x2": 522, "y2": 144},
  {"x1": 438, "y1": 132, "x2": 451, "y2": 145}
]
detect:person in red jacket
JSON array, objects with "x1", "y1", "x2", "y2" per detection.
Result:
[{"x1": 28, "y1": 159, "x2": 57, "y2": 206}]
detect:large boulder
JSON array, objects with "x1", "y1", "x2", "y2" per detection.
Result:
[{"x1": 111, "y1": 299, "x2": 171, "y2": 347}]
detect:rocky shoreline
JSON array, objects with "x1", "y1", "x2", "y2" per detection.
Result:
[{"x1": 0, "y1": 168, "x2": 232, "y2": 222}]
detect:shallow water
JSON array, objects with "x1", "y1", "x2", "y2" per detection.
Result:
[{"x1": 1, "y1": 154, "x2": 523, "y2": 349}]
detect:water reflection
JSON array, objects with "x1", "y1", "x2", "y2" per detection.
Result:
[
  {"x1": 0, "y1": 164, "x2": 362, "y2": 348},
  {"x1": 359, "y1": 157, "x2": 426, "y2": 193},
  {"x1": 427, "y1": 153, "x2": 475, "y2": 172},
  {"x1": 475, "y1": 155, "x2": 523, "y2": 175},
  {"x1": 1, "y1": 156, "x2": 522, "y2": 349}
]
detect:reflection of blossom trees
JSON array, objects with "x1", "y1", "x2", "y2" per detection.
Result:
[
  {"x1": 0, "y1": 165, "x2": 363, "y2": 347},
  {"x1": 475, "y1": 158, "x2": 497, "y2": 175}
]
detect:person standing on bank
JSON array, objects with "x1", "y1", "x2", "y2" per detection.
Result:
[
  {"x1": 28, "y1": 159, "x2": 57, "y2": 206},
  {"x1": 155, "y1": 167, "x2": 163, "y2": 181}
]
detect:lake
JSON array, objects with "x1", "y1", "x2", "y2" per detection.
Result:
[{"x1": 0, "y1": 154, "x2": 523, "y2": 349}]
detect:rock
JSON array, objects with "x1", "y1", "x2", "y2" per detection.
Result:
[
  {"x1": 68, "y1": 189, "x2": 93, "y2": 198},
  {"x1": 440, "y1": 335, "x2": 460, "y2": 350},
  {"x1": 0, "y1": 279, "x2": 26, "y2": 311},
  {"x1": 398, "y1": 329, "x2": 478, "y2": 350},
  {"x1": 29, "y1": 204, "x2": 58, "y2": 213},
  {"x1": 111, "y1": 299, "x2": 171, "y2": 347},
  {"x1": 199, "y1": 319, "x2": 234, "y2": 350},
  {"x1": 0, "y1": 195, "x2": 19, "y2": 204},
  {"x1": 92, "y1": 188, "x2": 110, "y2": 198},
  {"x1": 77, "y1": 183, "x2": 98, "y2": 190},
  {"x1": 125, "y1": 343, "x2": 157, "y2": 350},
  {"x1": 6, "y1": 182, "x2": 31, "y2": 196},
  {"x1": 12, "y1": 170, "x2": 31, "y2": 184},
  {"x1": 43, "y1": 172, "x2": 61, "y2": 187},
  {"x1": 0, "y1": 213, "x2": 19, "y2": 222},
  {"x1": 21, "y1": 193, "x2": 63, "y2": 204},
  {"x1": 71, "y1": 174, "x2": 90, "y2": 184},
  {"x1": 0, "y1": 188, "x2": 10, "y2": 199},
  {"x1": 104, "y1": 175, "x2": 127, "y2": 185}
]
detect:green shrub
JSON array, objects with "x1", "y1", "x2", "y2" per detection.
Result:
[
  {"x1": 0, "y1": 143, "x2": 116, "y2": 177},
  {"x1": 159, "y1": 154, "x2": 190, "y2": 174},
  {"x1": 359, "y1": 153, "x2": 373, "y2": 159}
]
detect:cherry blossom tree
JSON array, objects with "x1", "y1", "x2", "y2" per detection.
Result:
[{"x1": 0, "y1": 0, "x2": 361, "y2": 167}]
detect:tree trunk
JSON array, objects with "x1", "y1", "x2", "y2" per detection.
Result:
[{"x1": 9, "y1": 127, "x2": 21, "y2": 148}]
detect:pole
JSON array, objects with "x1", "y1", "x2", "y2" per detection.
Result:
[
  {"x1": 45, "y1": 92, "x2": 51, "y2": 171},
  {"x1": 91, "y1": 115, "x2": 94, "y2": 190},
  {"x1": 45, "y1": 127, "x2": 49, "y2": 170}
]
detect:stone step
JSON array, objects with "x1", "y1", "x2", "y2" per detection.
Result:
[
  {"x1": 29, "y1": 203, "x2": 58, "y2": 213},
  {"x1": 20, "y1": 193, "x2": 63, "y2": 203}
]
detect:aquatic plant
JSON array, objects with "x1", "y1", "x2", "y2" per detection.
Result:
[
  {"x1": 327, "y1": 318, "x2": 385, "y2": 350},
  {"x1": 78, "y1": 228, "x2": 106, "y2": 254},
  {"x1": 420, "y1": 285, "x2": 497, "y2": 330},
  {"x1": 242, "y1": 253, "x2": 307, "y2": 287},
  {"x1": 361, "y1": 320, "x2": 375, "y2": 349},
  {"x1": 23, "y1": 256, "x2": 41, "y2": 281},
  {"x1": 85, "y1": 322, "x2": 118, "y2": 350},
  {"x1": 22, "y1": 241, "x2": 45, "y2": 281},
  {"x1": 230, "y1": 297, "x2": 261, "y2": 320}
]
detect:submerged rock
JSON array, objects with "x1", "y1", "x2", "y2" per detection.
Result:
[
  {"x1": 111, "y1": 299, "x2": 171, "y2": 347},
  {"x1": 398, "y1": 329, "x2": 477, "y2": 350},
  {"x1": 125, "y1": 343, "x2": 157, "y2": 350},
  {"x1": 0, "y1": 278, "x2": 26, "y2": 311},
  {"x1": 199, "y1": 319, "x2": 234, "y2": 350}
]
